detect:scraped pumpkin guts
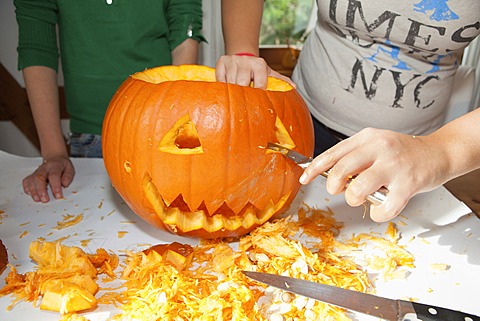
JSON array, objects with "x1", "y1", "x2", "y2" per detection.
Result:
[
  {"x1": 0, "y1": 241, "x2": 118, "y2": 314},
  {"x1": 142, "y1": 173, "x2": 290, "y2": 236},
  {"x1": 158, "y1": 113, "x2": 203, "y2": 154},
  {"x1": 143, "y1": 242, "x2": 194, "y2": 271}
]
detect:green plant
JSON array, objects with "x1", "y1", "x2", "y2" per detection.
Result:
[{"x1": 260, "y1": 0, "x2": 314, "y2": 46}]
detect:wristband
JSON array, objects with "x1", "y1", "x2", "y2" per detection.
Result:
[{"x1": 235, "y1": 52, "x2": 256, "y2": 57}]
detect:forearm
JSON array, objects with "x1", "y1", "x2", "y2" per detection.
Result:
[
  {"x1": 426, "y1": 108, "x2": 480, "y2": 181},
  {"x1": 22, "y1": 66, "x2": 68, "y2": 159},
  {"x1": 221, "y1": 0, "x2": 264, "y2": 56},
  {"x1": 172, "y1": 38, "x2": 199, "y2": 65}
]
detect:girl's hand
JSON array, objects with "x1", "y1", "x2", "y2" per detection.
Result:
[
  {"x1": 215, "y1": 54, "x2": 295, "y2": 89},
  {"x1": 300, "y1": 128, "x2": 449, "y2": 222},
  {"x1": 23, "y1": 155, "x2": 75, "y2": 203}
]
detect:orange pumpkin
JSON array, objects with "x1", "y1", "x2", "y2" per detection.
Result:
[{"x1": 102, "y1": 65, "x2": 314, "y2": 239}]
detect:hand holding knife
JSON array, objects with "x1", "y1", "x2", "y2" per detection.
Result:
[
  {"x1": 263, "y1": 143, "x2": 479, "y2": 320},
  {"x1": 267, "y1": 142, "x2": 388, "y2": 206}
]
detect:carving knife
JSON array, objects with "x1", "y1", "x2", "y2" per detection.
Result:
[
  {"x1": 243, "y1": 271, "x2": 480, "y2": 321},
  {"x1": 267, "y1": 142, "x2": 388, "y2": 206}
]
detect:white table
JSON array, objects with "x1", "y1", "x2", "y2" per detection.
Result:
[{"x1": 0, "y1": 150, "x2": 479, "y2": 320}]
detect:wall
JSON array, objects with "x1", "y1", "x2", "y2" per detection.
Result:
[{"x1": 0, "y1": 1, "x2": 41, "y2": 157}]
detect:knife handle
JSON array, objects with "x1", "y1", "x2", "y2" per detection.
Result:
[
  {"x1": 320, "y1": 170, "x2": 388, "y2": 206},
  {"x1": 409, "y1": 301, "x2": 480, "y2": 321}
]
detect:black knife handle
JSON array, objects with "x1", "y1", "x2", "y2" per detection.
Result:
[{"x1": 410, "y1": 302, "x2": 480, "y2": 321}]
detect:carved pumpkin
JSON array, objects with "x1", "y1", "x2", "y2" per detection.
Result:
[{"x1": 102, "y1": 65, "x2": 314, "y2": 238}]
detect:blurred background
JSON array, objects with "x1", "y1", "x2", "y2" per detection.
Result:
[{"x1": 1, "y1": 0, "x2": 478, "y2": 157}]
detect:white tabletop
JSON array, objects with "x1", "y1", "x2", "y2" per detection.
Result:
[{"x1": 0, "y1": 150, "x2": 479, "y2": 320}]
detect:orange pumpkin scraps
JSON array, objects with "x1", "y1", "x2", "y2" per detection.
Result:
[
  {"x1": 40, "y1": 279, "x2": 97, "y2": 314},
  {"x1": 0, "y1": 206, "x2": 415, "y2": 320},
  {"x1": 0, "y1": 210, "x2": 6, "y2": 225},
  {"x1": 350, "y1": 233, "x2": 415, "y2": 278},
  {"x1": 335, "y1": 223, "x2": 415, "y2": 281},
  {"x1": 29, "y1": 242, "x2": 97, "y2": 277},
  {"x1": 53, "y1": 214, "x2": 84, "y2": 230},
  {"x1": 386, "y1": 221, "x2": 401, "y2": 242},
  {"x1": 142, "y1": 242, "x2": 194, "y2": 271},
  {"x1": 102, "y1": 65, "x2": 315, "y2": 239},
  {"x1": 97, "y1": 205, "x2": 412, "y2": 321},
  {"x1": 0, "y1": 241, "x2": 118, "y2": 314},
  {"x1": 104, "y1": 241, "x2": 262, "y2": 320}
]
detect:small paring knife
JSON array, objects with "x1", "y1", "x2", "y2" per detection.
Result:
[
  {"x1": 243, "y1": 271, "x2": 480, "y2": 321},
  {"x1": 267, "y1": 142, "x2": 388, "y2": 206}
]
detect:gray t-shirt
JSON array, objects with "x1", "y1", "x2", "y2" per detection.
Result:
[{"x1": 293, "y1": 0, "x2": 480, "y2": 136}]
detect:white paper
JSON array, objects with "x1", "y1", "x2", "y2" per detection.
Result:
[{"x1": 0, "y1": 151, "x2": 479, "y2": 320}]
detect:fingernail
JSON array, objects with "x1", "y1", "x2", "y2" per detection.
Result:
[
  {"x1": 348, "y1": 178, "x2": 363, "y2": 195},
  {"x1": 55, "y1": 193, "x2": 62, "y2": 199},
  {"x1": 299, "y1": 172, "x2": 307, "y2": 184}
]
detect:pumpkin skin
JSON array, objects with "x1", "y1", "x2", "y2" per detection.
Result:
[{"x1": 102, "y1": 65, "x2": 314, "y2": 239}]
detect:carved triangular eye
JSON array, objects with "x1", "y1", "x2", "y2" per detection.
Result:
[
  {"x1": 274, "y1": 116, "x2": 296, "y2": 149},
  {"x1": 159, "y1": 113, "x2": 204, "y2": 154}
]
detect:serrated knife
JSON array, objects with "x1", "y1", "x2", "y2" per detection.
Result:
[
  {"x1": 267, "y1": 142, "x2": 388, "y2": 206},
  {"x1": 243, "y1": 271, "x2": 480, "y2": 321}
]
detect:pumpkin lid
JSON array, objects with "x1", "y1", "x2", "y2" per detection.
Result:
[{"x1": 131, "y1": 65, "x2": 294, "y2": 92}]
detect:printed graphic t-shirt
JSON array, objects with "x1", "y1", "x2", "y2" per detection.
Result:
[{"x1": 293, "y1": 0, "x2": 480, "y2": 136}]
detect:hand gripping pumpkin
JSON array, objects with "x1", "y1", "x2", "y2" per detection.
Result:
[{"x1": 102, "y1": 65, "x2": 314, "y2": 239}]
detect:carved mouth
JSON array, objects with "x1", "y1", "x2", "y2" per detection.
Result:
[{"x1": 142, "y1": 173, "x2": 291, "y2": 236}]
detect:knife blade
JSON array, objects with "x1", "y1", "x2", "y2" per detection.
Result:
[
  {"x1": 243, "y1": 271, "x2": 480, "y2": 321},
  {"x1": 267, "y1": 142, "x2": 388, "y2": 206}
]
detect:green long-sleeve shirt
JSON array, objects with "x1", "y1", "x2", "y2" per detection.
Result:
[{"x1": 15, "y1": 0, "x2": 206, "y2": 135}]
